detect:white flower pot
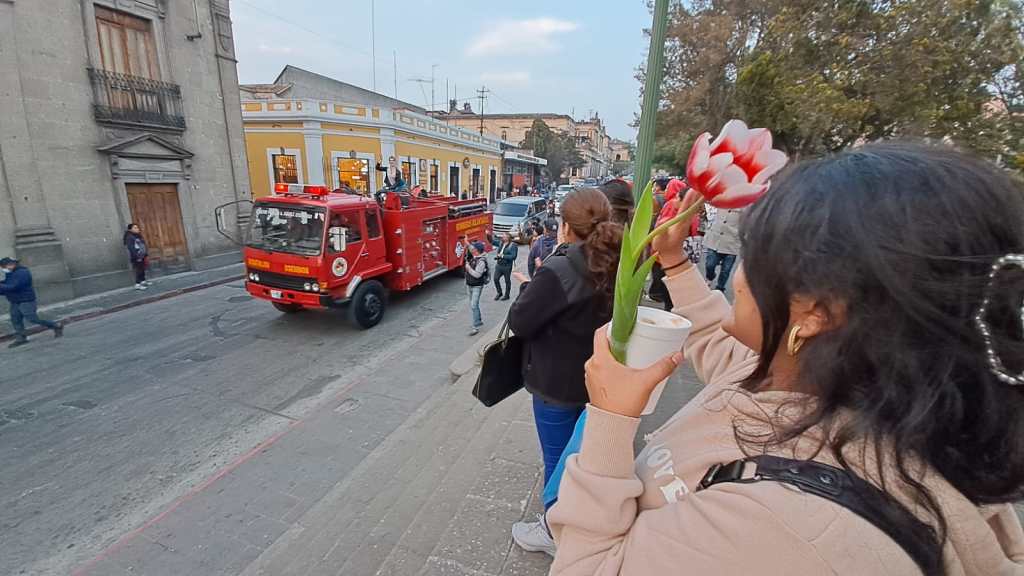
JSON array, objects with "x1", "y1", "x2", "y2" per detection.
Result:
[{"x1": 610, "y1": 306, "x2": 692, "y2": 415}]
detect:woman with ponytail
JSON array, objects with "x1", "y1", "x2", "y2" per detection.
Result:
[{"x1": 508, "y1": 187, "x2": 623, "y2": 556}]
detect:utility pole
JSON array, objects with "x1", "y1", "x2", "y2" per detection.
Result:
[
  {"x1": 634, "y1": 0, "x2": 669, "y2": 200},
  {"x1": 476, "y1": 86, "x2": 489, "y2": 135},
  {"x1": 370, "y1": 0, "x2": 376, "y2": 91},
  {"x1": 430, "y1": 64, "x2": 438, "y2": 112},
  {"x1": 393, "y1": 51, "x2": 398, "y2": 98}
]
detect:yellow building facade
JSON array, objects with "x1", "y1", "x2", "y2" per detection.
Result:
[{"x1": 242, "y1": 99, "x2": 503, "y2": 201}]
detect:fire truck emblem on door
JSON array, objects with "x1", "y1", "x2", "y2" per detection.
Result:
[{"x1": 332, "y1": 257, "x2": 349, "y2": 277}]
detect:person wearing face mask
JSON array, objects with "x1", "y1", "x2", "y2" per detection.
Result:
[{"x1": 0, "y1": 257, "x2": 63, "y2": 348}]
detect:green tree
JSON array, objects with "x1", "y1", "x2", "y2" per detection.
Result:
[
  {"x1": 521, "y1": 119, "x2": 584, "y2": 183},
  {"x1": 650, "y1": 0, "x2": 1024, "y2": 167}
]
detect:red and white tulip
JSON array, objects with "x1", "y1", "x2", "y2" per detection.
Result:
[{"x1": 686, "y1": 119, "x2": 788, "y2": 209}]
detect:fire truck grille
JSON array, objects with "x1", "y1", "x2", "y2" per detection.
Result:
[{"x1": 250, "y1": 270, "x2": 313, "y2": 291}]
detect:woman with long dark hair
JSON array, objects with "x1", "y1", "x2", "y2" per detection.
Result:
[
  {"x1": 123, "y1": 223, "x2": 149, "y2": 291},
  {"x1": 508, "y1": 187, "x2": 623, "y2": 556},
  {"x1": 547, "y1": 143, "x2": 1024, "y2": 575}
]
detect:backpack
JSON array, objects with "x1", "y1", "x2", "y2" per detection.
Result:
[{"x1": 700, "y1": 455, "x2": 940, "y2": 575}]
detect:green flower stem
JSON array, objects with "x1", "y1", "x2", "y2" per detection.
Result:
[{"x1": 631, "y1": 198, "x2": 707, "y2": 266}]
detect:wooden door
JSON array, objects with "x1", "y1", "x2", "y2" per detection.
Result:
[{"x1": 126, "y1": 183, "x2": 189, "y2": 274}]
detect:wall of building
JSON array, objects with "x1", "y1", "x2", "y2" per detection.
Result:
[
  {"x1": 441, "y1": 115, "x2": 576, "y2": 147},
  {"x1": 0, "y1": 0, "x2": 250, "y2": 302},
  {"x1": 243, "y1": 100, "x2": 501, "y2": 202},
  {"x1": 244, "y1": 131, "x2": 308, "y2": 197}
]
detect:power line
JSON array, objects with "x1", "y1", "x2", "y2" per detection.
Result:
[
  {"x1": 234, "y1": 0, "x2": 373, "y2": 59},
  {"x1": 487, "y1": 89, "x2": 518, "y2": 112}
]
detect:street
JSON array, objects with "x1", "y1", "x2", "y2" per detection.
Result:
[{"x1": 0, "y1": 270, "x2": 514, "y2": 576}]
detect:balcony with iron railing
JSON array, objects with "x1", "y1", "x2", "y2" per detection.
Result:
[{"x1": 87, "y1": 68, "x2": 186, "y2": 131}]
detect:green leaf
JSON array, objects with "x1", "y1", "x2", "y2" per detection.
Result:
[
  {"x1": 609, "y1": 182, "x2": 662, "y2": 363},
  {"x1": 630, "y1": 180, "x2": 654, "y2": 254}
]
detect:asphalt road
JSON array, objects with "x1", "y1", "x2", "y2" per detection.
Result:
[{"x1": 0, "y1": 269, "x2": 505, "y2": 576}]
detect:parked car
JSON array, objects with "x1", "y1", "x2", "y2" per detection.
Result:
[
  {"x1": 492, "y1": 196, "x2": 549, "y2": 243},
  {"x1": 554, "y1": 184, "x2": 574, "y2": 215}
]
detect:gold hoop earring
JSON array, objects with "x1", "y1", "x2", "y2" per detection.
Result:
[{"x1": 787, "y1": 325, "x2": 805, "y2": 357}]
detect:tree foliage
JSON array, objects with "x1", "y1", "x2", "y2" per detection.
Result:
[
  {"x1": 650, "y1": 0, "x2": 1023, "y2": 169},
  {"x1": 521, "y1": 119, "x2": 585, "y2": 183}
]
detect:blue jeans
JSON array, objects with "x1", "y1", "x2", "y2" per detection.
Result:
[
  {"x1": 9, "y1": 300, "x2": 59, "y2": 340},
  {"x1": 532, "y1": 395, "x2": 585, "y2": 487},
  {"x1": 705, "y1": 248, "x2": 737, "y2": 291},
  {"x1": 467, "y1": 285, "x2": 483, "y2": 328},
  {"x1": 542, "y1": 409, "x2": 587, "y2": 509}
]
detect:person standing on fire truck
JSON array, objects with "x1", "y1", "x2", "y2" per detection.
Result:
[
  {"x1": 463, "y1": 240, "x2": 489, "y2": 336},
  {"x1": 375, "y1": 156, "x2": 406, "y2": 192}
]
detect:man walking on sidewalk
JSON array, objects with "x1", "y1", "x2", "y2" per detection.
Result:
[{"x1": 1, "y1": 257, "x2": 63, "y2": 348}]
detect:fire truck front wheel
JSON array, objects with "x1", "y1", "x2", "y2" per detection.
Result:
[{"x1": 348, "y1": 280, "x2": 387, "y2": 329}]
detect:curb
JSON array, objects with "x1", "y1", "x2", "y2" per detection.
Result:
[
  {"x1": 0, "y1": 274, "x2": 244, "y2": 343},
  {"x1": 448, "y1": 323, "x2": 502, "y2": 378}
]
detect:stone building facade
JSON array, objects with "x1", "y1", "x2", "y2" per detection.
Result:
[
  {"x1": 573, "y1": 114, "x2": 612, "y2": 180},
  {"x1": 431, "y1": 105, "x2": 614, "y2": 182},
  {"x1": 0, "y1": 0, "x2": 249, "y2": 303}
]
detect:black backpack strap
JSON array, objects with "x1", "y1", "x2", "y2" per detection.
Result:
[{"x1": 698, "y1": 455, "x2": 940, "y2": 575}]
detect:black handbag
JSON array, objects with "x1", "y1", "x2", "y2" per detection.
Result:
[{"x1": 472, "y1": 317, "x2": 525, "y2": 407}]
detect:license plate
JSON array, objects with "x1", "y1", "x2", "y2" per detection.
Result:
[{"x1": 270, "y1": 290, "x2": 283, "y2": 299}]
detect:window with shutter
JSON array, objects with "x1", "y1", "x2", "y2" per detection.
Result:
[{"x1": 95, "y1": 5, "x2": 158, "y2": 80}]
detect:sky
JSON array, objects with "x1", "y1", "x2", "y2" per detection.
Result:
[{"x1": 231, "y1": 0, "x2": 653, "y2": 141}]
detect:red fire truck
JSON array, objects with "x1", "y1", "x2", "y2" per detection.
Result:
[{"x1": 217, "y1": 184, "x2": 492, "y2": 328}]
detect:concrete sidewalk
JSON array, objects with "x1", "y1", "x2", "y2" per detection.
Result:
[
  {"x1": 0, "y1": 262, "x2": 244, "y2": 341},
  {"x1": 235, "y1": 367, "x2": 553, "y2": 576}
]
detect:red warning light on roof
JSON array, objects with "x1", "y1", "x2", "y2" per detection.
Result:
[
  {"x1": 273, "y1": 183, "x2": 290, "y2": 194},
  {"x1": 304, "y1": 185, "x2": 329, "y2": 196}
]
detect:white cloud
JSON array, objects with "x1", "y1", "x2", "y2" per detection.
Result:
[
  {"x1": 480, "y1": 71, "x2": 530, "y2": 87},
  {"x1": 466, "y1": 18, "x2": 580, "y2": 57}
]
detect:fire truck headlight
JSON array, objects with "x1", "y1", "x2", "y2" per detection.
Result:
[
  {"x1": 247, "y1": 273, "x2": 254, "y2": 281},
  {"x1": 303, "y1": 282, "x2": 312, "y2": 291},
  {"x1": 311, "y1": 283, "x2": 320, "y2": 292}
]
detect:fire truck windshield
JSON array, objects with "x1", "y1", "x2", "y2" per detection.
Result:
[{"x1": 247, "y1": 203, "x2": 326, "y2": 256}]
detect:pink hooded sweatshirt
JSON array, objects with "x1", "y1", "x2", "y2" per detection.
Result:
[{"x1": 547, "y1": 266, "x2": 1024, "y2": 575}]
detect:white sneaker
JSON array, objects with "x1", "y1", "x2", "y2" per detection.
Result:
[
  {"x1": 143, "y1": 280, "x2": 153, "y2": 286},
  {"x1": 512, "y1": 513, "x2": 556, "y2": 557},
  {"x1": 135, "y1": 283, "x2": 147, "y2": 291}
]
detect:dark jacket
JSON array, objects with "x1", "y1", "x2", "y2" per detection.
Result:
[
  {"x1": 508, "y1": 243, "x2": 610, "y2": 406},
  {"x1": 0, "y1": 266, "x2": 37, "y2": 304},
  {"x1": 495, "y1": 242, "x2": 518, "y2": 268},
  {"x1": 124, "y1": 232, "x2": 148, "y2": 263},
  {"x1": 464, "y1": 255, "x2": 489, "y2": 287},
  {"x1": 527, "y1": 233, "x2": 557, "y2": 277},
  {"x1": 375, "y1": 163, "x2": 404, "y2": 189}
]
